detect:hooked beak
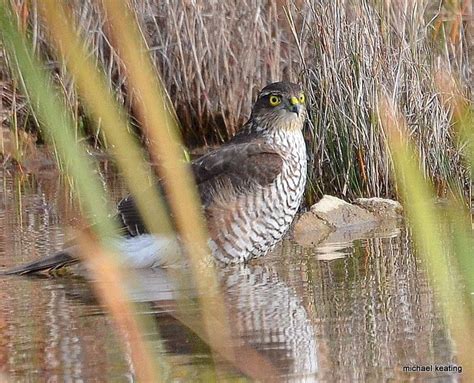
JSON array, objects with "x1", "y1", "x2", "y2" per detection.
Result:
[{"x1": 289, "y1": 96, "x2": 302, "y2": 116}]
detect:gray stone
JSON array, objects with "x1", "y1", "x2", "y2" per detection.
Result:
[
  {"x1": 354, "y1": 197, "x2": 403, "y2": 219},
  {"x1": 292, "y1": 195, "x2": 404, "y2": 249},
  {"x1": 293, "y1": 212, "x2": 332, "y2": 246},
  {"x1": 310, "y1": 195, "x2": 378, "y2": 228}
]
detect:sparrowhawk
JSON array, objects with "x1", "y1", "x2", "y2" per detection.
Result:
[{"x1": 2, "y1": 81, "x2": 308, "y2": 273}]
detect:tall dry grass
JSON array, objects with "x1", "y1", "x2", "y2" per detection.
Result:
[
  {"x1": 301, "y1": 0, "x2": 472, "y2": 201},
  {"x1": 0, "y1": 0, "x2": 472, "y2": 202}
]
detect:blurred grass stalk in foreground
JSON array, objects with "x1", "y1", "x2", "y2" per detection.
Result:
[
  {"x1": 0, "y1": 3, "x2": 168, "y2": 382},
  {"x1": 378, "y1": 91, "x2": 474, "y2": 380},
  {"x1": 96, "y1": 3, "x2": 279, "y2": 379},
  {"x1": 99, "y1": 0, "x2": 237, "y2": 374},
  {"x1": 36, "y1": 0, "x2": 174, "y2": 239}
]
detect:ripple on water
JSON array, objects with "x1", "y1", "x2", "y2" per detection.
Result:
[{"x1": 0, "y1": 171, "x2": 461, "y2": 382}]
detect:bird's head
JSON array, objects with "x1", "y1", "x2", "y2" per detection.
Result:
[{"x1": 250, "y1": 82, "x2": 307, "y2": 132}]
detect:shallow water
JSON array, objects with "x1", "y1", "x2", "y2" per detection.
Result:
[{"x1": 0, "y1": 170, "x2": 462, "y2": 382}]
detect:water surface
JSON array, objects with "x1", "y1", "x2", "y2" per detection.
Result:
[{"x1": 0, "y1": 170, "x2": 461, "y2": 382}]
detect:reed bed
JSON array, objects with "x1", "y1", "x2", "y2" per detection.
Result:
[
  {"x1": 302, "y1": 0, "x2": 471, "y2": 201},
  {"x1": 1, "y1": 0, "x2": 471, "y2": 202}
]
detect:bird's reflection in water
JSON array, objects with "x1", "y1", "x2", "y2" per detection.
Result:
[
  {"x1": 219, "y1": 264, "x2": 319, "y2": 380},
  {"x1": 50, "y1": 263, "x2": 319, "y2": 381}
]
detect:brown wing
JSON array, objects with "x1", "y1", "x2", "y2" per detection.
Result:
[
  {"x1": 117, "y1": 141, "x2": 283, "y2": 236},
  {"x1": 192, "y1": 141, "x2": 283, "y2": 206}
]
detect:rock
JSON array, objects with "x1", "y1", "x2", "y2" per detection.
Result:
[
  {"x1": 293, "y1": 195, "x2": 379, "y2": 246},
  {"x1": 292, "y1": 195, "x2": 404, "y2": 250},
  {"x1": 310, "y1": 195, "x2": 378, "y2": 228},
  {"x1": 292, "y1": 212, "x2": 332, "y2": 246},
  {"x1": 354, "y1": 197, "x2": 403, "y2": 219}
]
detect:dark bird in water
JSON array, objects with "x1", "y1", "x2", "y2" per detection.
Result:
[{"x1": 2, "y1": 81, "x2": 308, "y2": 275}]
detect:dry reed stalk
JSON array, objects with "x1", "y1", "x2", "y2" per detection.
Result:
[
  {"x1": 76, "y1": 233, "x2": 166, "y2": 383},
  {"x1": 100, "y1": 0, "x2": 248, "y2": 375}
]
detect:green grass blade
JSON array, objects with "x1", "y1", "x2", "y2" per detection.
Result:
[
  {"x1": 379, "y1": 94, "x2": 474, "y2": 379},
  {"x1": 0, "y1": 3, "x2": 115, "y2": 240},
  {"x1": 38, "y1": 0, "x2": 173, "y2": 237}
]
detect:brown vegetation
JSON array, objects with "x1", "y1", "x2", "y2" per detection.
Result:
[{"x1": 1, "y1": 0, "x2": 472, "y2": 201}]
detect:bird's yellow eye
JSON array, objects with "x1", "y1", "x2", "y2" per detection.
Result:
[
  {"x1": 299, "y1": 94, "x2": 305, "y2": 103},
  {"x1": 269, "y1": 95, "x2": 282, "y2": 106}
]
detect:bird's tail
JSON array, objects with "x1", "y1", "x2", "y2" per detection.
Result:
[
  {"x1": 1, "y1": 235, "x2": 182, "y2": 276},
  {"x1": 0, "y1": 248, "x2": 79, "y2": 275}
]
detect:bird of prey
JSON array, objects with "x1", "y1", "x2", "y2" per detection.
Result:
[{"x1": 2, "y1": 81, "x2": 308, "y2": 274}]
